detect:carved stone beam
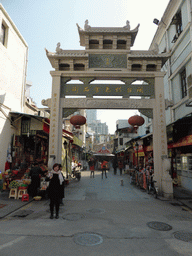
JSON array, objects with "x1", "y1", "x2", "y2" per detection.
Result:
[
  {"x1": 120, "y1": 78, "x2": 133, "y2": 85},
  {"x1": 79, "y1": 77, "x2": 95, "y2": 84},
  {"x1": 61, "y1": 77, "x2": 71, "y2": 84}
]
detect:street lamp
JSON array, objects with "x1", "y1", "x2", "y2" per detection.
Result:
[
  {"x1": 64, "y1": 140, "x2": 68, "y2": 179},
  {"x1": 135, "y1": 142, "x2": 139, "y2": 170}
]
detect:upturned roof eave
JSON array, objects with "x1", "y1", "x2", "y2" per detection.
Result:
[
  {"x1": 128, "y1": 50, "x2": 171, "y2": 65},
  {"x1": 77, "y1": 23, "x2": 140, "y2": 47}
]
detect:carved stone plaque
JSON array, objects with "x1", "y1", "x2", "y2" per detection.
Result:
[
  {"x1": 60, "y1": 83, "x2": 154, "y2": 98},
  {"x1": 89, "y1": 54, "x2": 127, "y2": 68}
]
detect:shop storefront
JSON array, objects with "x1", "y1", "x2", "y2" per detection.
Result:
[
  {"x1": 145, "y1": 146, "x2": 153, "y2": 168},
  {"x1": 10, "y1": 112, "x2": 49, "y2": 168},
  {"x1": 167, "y1": 116, "x2": 192, "y2": 191},
  {"x1": 142, "y1": 133, "x2": 153, "y2": 168},
  {"x1": 2, "y1": 113, "x2": 50, "y2": 191},
  {"x1": 134, "y1": 143, "x2": 145, "y2": 169},
  {"x1": 168, "y1": 135, "x2": 192, "y2": 190},
  {"x1": 71, "y1": 136, "x2": 83, "y2": 161}
]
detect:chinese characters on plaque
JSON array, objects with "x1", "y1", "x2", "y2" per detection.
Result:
[
  {"x1": 159, "y1": 93, "x2": 167, "y2": 156},
  {"x1": 50, "y1": 93, "x2": 58, "y2": 155}
]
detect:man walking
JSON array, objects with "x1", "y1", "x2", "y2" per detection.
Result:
[
  {"x1": 88, "y1": 157, "x2": 95, "y2": 178},
  {"x1": 101, "y1": 159, "x2": 108, "y2": 179}
]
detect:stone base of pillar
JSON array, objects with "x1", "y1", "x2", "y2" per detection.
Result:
[{"x1": 161, "y1": 173, "x2": 173, "y2": 199}]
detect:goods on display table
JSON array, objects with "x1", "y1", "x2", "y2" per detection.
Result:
[
  {"x1": 2, "y1": 163, "x2": 48, "y2": 200},
  {"x1": 2, "y1": 169, "x2": 31, "y2": 191}
]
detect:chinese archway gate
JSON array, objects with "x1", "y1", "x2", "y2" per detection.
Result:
[{"x1": 43, "y1": 20, "x2": 173, "y2": 198}]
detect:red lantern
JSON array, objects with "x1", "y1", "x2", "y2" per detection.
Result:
[
  {"x1": 70, "y1": 115, "x2": 86, "y2": 129},
  {"x1": 128, "y1": 115, "x2": 145, "y2": 132}
]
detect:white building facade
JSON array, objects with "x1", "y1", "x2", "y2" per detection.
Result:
[
  {"x1": 150, "y1": 0, "x2": 192, "y2": 190},
  {"x1": 0, "y1": 4, "x2": 28, "y2": 172}
]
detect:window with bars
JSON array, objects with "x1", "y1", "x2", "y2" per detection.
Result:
[
  {"x1": 180, "y1": 68, "x2": 187, "y2": 98},
  {"x1": 171, "y1": 11, "x2": 183, "y2": 43},
  {"x1": 21, "y1": 120, "x2": 30, "y2": 134},
  {"x1": 175, "y1": 11, "x2": 183, "y2": 36}
]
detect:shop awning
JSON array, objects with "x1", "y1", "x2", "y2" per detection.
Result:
[
  {"x1": 97, "y1": 147, "x2": 111, "y2": 154},
  {"x1": 167, "y1": 116, "x2": 192, "y2": 143},
  {"x1": 115, "y1": 148, "x2": 125, "y2": 154},
  {"x1": 72, "y1": 136, "x2": 83, "y2": 147},
  {"x1": 10, "y1": 111, "x2": 49, "y2": 122},
  {"x1": 93, "y1": 146, "x2": 115, "y2": 157},
  {"x1": 62, "y1": 129, "x2": 73, "y2": 140},
  {"x1": 10, "y1": 111, "x2": 50, "y2": 134},
  {"x1": 141, "y1": 132, "x2": 153, "y2": 139},
  {"x1": 168, "y1": 134, "x2": 192, "y2": 148},
  {"x1": 125, "y1": 146, "x2": 133, "y2": 151}
]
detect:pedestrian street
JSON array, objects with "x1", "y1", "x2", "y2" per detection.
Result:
[{"x1": 0, "y1": 169, "x2": 192, "y2": 256}]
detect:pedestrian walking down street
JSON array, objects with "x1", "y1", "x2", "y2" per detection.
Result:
[
  {"x1": 113, "y1": 156, "x2": 118, "y2": 175},
  {"x1": 118, "y1": 160, "x2": 124, "y2": 176},
  {"x1": 59, "y1": 164, "x2": 65, "y2": 205},
  {"x1": 88, "y1": 157, "x2": 95, "y2": 178},
  {"x1": 46, "y1": 163, "x2": 64, "y2": 219},
  {"x1": 101, "y1": 159, "x2": 108, "y2": 179}
]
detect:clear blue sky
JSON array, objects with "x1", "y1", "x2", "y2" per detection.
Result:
[{"x1": 1, "y1": 0, "x2": 169, "y2": 133}]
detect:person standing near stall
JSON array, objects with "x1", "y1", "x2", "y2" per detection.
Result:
[
  {"x1": 46, "y1": 163, "x2": 64, "y2": 219},
  {"x1": 29, "y1": 162, "x2": 43, "y2": 198}
]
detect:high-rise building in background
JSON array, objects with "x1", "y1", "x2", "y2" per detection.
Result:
[
  {"x1": 86, "y1": 109, "x2": 97, "y2": 124},
  {"x1": 86, "y1": 109, "x2": 109, "y2": 144},
  {"x1": 86, "y1": 109, "x2": 109, "y2": 135},
  {"x1": 89, "y1": 120, "x2": 108, "y2": 135}
]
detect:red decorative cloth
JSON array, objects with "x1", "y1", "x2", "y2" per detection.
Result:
[{"x1": 4, "y1": 161, "x2": 10, "y2": 171}]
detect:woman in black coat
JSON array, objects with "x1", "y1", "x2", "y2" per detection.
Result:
[{"x1": 46, "y1": 163, "x2": 64, "y2": 219}]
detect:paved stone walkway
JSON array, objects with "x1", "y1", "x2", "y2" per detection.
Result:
[{"x1": 0, "y1": 170, "x2": 192, "y2": 255}]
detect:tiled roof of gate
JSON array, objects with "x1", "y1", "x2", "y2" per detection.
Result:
[
  {"x1": 83, "y1": 27, "x2": 137, "y2": 33},
  {"x1": 48, "y1": 50, "x2": 88, "y2": 57},
  {"x1": 76, "y1": 22, "x2": 140, "y2": 34},
  {"x1": 128, "y1": 51, "x2": 171, "y2": 58},
  {"x1": 77, "y1": 23, "x2": 140, "y2": 47}
]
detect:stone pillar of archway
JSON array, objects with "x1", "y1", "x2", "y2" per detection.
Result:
[
  {"x1": 153, "y1": 73, "x2": 173, "y2": 198},
  {"x1": 48, "y1": 73, "x2": 63, "y2": 170}
]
